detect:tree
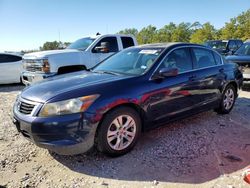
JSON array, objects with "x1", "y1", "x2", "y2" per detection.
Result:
[
  {"x1": 154, "y1": 22, "x2": 176, "y2": 43},
  {"x1": 171, "y1": 22, "x2": 192, "y2": 42},
  {"x1": 40, "y1": 41, "x2": 71, "y2": 51},
  {"x1": 219, "y1": 9, "x2": 250, "y2": 40},
  {"x1": 118, "y1": 28, "x2": 138, "y2": 37},
  {"x1": 137, "y1": 25, "x2": 157, "y2": 44},
  {"x1": 190, "y1": 22, "x2": 217, "y2": 44},
  {"x1": 40, "y1": 41, "x2": 60, "y2": 51}
]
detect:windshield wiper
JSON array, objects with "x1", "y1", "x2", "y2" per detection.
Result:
[{"x1": 92, "y1": 70, "x2": 121, "y2": 75}]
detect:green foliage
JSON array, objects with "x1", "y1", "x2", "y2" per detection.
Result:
[
  {"x1": 220, "y1": 9, "x2": 250, "y2": 40},
  {"x1": 118, "y1": 28, "x2": 138, "y2": 37},
  {"x1": 37, "y1": 9, "x2": 250, "y2": 52},
  {"x1": 40, "y1": 41, "x2": 71, "y2": 51},
  {"x1": 119, "y1": 9, "x2": 250, "y2": 44},
  {"x1": 137, "y1": 25, "x2": 157, "y2": 44},
  {"x1": 190, "y1": 22, "x2": 217, "y2": 44}
]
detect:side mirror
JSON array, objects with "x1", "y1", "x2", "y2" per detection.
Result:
[
  {"x1": 153, "y1": 67, "x2": 178, "y2": 80},
  {"x1": 94, "y1": 42, "x2": 110, "y2": 53}
]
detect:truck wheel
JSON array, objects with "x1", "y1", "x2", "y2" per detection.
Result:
[
  {"x1": 96, "y1": 107, "x2": 141, "y2": 156},
  {"x1": 216, "y1": 84, "x2": 236, "y2": 114}
]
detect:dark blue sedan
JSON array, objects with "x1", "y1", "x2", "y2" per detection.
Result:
[{"x1": 13, "y1": 43, "x2": 243, "y2": 156}]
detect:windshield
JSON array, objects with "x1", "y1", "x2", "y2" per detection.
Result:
[
  {"x1": 67, "y1": 37, "x2": 95, "y2": 50},
  {"x1": 205, "y1": 41, "x2": 227, "y2": 50},
  {"x1": 93, "y1": 47, "x2": 164, "y2": 75},
  {"x1": 235, "y1": 43, "x2": 250, "y2": 55}
]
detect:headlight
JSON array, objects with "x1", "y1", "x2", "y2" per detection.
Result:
[
  {"x1": 23, "y1": 58, "x2": 50, "y2": 73},
  {"x1": 39, "y1": 95, "x2": 99, "y2": 117}
]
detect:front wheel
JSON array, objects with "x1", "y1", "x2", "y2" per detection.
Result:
[
  {"x1": 96, "y1": 107, "x2": 141, "y2": 156},
  {"x1": 216, "y1": 84, "x2": 236, "y2": 114}
]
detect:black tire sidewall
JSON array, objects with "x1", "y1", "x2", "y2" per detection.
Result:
[{"x1": 97, "y1": 107, "x2": 141, "y2": 156}]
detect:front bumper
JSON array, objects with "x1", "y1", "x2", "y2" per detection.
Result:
[
  {"x1": 13, "y1": 108, "x2": 99, "y2": 155},
  {"x1": 22, "y1": 71, "x2": 56, "y2": 86},
  {"x1": 243, "y1": 73, "x2": 250, "y2": 81}
]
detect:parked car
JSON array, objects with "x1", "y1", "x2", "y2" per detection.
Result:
[
  {"x1": 226, "y1": 42, "x2": 250, "y2": 82},
  {"x1": 204, "y1": 39, "x2": 243, "y2": 55},
  {"x1": 13, "y1": 43, "x2": 243, "y2": 156},
  {"x1": 0, "y1": 52, "x2": 23, "y2": 84},
  {"x1": 21, "y1": 34, "x2": 137, "y2": 85}
]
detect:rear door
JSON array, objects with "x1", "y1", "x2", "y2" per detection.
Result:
[
  {"x1": 0, "y1": 54, "x2": 22, "y2": 84},
  {"x1": 190, "y1": 47, "x2": 224, "y2": 108}
]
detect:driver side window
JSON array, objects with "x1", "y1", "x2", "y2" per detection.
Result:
[
  {"x1": 92, "y1": 37, "x2": 119, "y2": 53},
  {"x1": 160, "y1": 48, "x2": 193, "y2": 73}
]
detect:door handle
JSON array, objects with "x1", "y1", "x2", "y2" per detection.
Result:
[
  {"x1": 189, "y1": 75, "x2": 196, "y2": 81},
  {"x1": 219, "y1": 68, "x2": 224, "y2": 72}
]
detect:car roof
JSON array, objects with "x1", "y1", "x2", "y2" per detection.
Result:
[{"x1": 136, "y1": 42, "x2": 206, "y2": 49}]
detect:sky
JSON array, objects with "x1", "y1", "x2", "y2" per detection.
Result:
[{"x1": 0, "y1": 0, "x2": 249, "y2": 51}]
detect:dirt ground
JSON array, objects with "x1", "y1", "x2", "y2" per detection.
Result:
[{"x1": 0, "y1": 84, "x2": 250, "y2": 188}]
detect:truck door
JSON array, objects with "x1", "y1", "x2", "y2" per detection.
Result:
[{"x1": 91, "y1": 37, "x2": 119, "y2": 67}]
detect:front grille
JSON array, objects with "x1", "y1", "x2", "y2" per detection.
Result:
[
  {"x1": 19, "y1": 101, "x2": 35, "y2": 115},
  {"x1": 26, "y1": 66, "x2": 42, "y2": 72},
  {"x1": 23, "y1": 60, "x2": 43, "y2": 72}
]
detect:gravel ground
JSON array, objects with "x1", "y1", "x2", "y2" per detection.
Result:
[{"x1": 0, "y1": 84, "x2": 250, "y2": 188}]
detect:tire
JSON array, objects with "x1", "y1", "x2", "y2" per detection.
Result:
[
  {"x1": 96, "y1": 107, "x2": 141, "y2": 156},
  {"x1": 216, "y1": 84, "x2": 237, "y2": 114}
]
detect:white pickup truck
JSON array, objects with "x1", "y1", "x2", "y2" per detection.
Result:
[{"x1": 22, "y1": 34, "x2": 137, "y2": 85}]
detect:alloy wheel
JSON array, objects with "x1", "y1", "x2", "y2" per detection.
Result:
[
  {"x1": 107, "y1": 115, "x2": 136, "y2": 151},
  {"x1": 223, "y1": 88, "x2": 235, "y2": 110}
]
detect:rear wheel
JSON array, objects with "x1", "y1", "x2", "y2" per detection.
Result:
[
  {"x1": 96, "y1": 107, "x2": 141, "y2": 156},
  {"x1": 216, "y1": 84, "x2": 236, "y2": 114}
]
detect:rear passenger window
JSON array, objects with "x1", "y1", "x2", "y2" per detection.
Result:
[
  {"x1": 193, "y1": 48, "x2": 216, "y2": 68},
  {"x1": 213, "y1": 52, "x2": 222, "y2": 65},
  {"x1": 160, "y1": 48, "x2": 193, "y2": 73},
  {"x1": 121, "y1": 37, "x2": 135, "y2": 49}
]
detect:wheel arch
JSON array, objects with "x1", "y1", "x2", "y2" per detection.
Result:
[
  {"x1": 57, "y1": 65, "x2": 87, "y2": 74},
  {"x1": 95, "y1": 102, "x2": 147, "y2": 135},
  {"x1": 223, "y1": 81, "x2": 238, "y2": 95}
]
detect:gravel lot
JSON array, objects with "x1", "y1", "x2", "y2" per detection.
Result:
[{"x1": 0, "y1": 84, "x2": 250, "y2": 188}]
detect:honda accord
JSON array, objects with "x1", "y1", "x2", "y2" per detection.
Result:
[{"x1": 13, "y1": 43, "x2": 243, "y2": 156}]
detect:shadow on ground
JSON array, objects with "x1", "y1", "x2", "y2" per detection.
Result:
[
  {"x1": 0, "y1": 83, "x2": 25, "y2": 92},
  {"x1": 51, "y1": 96, "x2": 250, "y2": 184},
  {"x1": 242, "y1": 83, "x2": 250, "y2": 92}
]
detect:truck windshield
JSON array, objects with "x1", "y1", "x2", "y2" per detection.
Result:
[
  {"x1": 234, "y1": 43, "x2": 250, "y2": 55},
  {"x1": 93, "y1": 47, "x2": 164, "y2": 76},
  {"x1": 205, "y1": 41, "x2": 227, "y2": 50},
  {"x1": 67, "y1": 37, "x2": 95, "y2": 50}
]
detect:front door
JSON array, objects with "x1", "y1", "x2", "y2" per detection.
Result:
[
  {"x1": 145, "y1": 47, "x2": 197, "y2": 124},
  {"x1": 90, "y1": 37, "x2": 119, "y2": 67}
]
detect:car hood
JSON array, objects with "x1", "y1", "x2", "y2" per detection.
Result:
[
  {"x1": 226, "y1": 55, "x2": 250, "y2": 63},
  {"x1": 23, "y1": 49, "x2": 81, "y2": 59},
  {"x1": 21, "y1": 71, "x2": 130, "y2": 103}
]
